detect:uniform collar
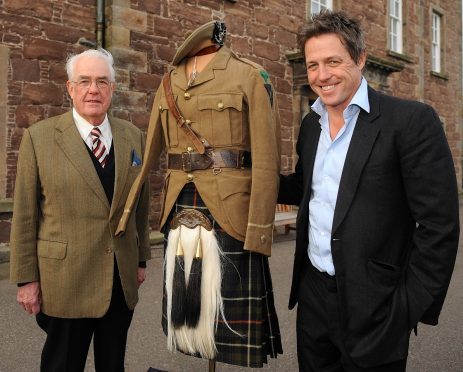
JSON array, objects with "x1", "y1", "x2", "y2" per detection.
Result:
[{"x1": 172, "y1": 46, "x2": 232, "y2": 90}]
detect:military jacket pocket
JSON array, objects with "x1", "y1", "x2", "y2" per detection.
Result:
[
  {"x1": 159, "y1": 96, "x2": 179, "y2": 148},
  {"x1": 216, "y1": 173, "x2": 251, "y2": 236},
  {"x1": 198, "y1": 93, "x2": 244, "y2": 147}
]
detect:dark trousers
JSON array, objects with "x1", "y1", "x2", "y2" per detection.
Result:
[
  {"x1": 36, "y1": 263, "x2": 134, "y2": 372},
  {"x1": 297, "y1": 259, "x2": 407, "y2": 372}
]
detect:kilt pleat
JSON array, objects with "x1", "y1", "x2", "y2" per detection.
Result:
[{"x1": 161, "y1": 183, "x2": 283, "y2": 367}]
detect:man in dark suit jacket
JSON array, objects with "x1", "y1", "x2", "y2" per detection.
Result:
[
  {"x1": 10, "y1": 48, "x2": 150, "y2": 371},
  {"x1": 279, "y1": 10, "x2": 459, "y2": 372}
]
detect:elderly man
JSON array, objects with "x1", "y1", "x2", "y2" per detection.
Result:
[{"x1": 10, "y1": 48, "x2": 150, "y2": 372}]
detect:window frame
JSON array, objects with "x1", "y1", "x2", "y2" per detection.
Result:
[
  {"x1": 389, "y1": 0, "x2": 403, "y2": 54},
  {"x1": 309, "y1": 0, "x2": 333, "y2": 16},
  {"x1": 431, "y1": 11, "x2": 442, "y2": 73}
]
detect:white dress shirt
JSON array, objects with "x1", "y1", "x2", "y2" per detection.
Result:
[
  {"x1": 308, "y1": 78, "x2": 370, "y2": 275},
  {"x1": 72, "y1": 108, "x2": 112, "y2": 151}
]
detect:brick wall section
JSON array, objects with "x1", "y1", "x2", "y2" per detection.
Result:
[
  {"x1": 420, "y1": 1, "x2": 462, "y2": 180},
  {"x1": 357, "y1": 0, "x2": 462, "y2": 186},
  {"x1": 122, "y1": 0, "x2": 461, "y2": 229},
  {"x1": 1, "y1": 0, "x2": 96, "y2": 200},
  {"x1": 114, "y1": 0, "x2": 305, "y2": 227},
  {"x1": 1, "y1": 0, "x2": 461, "y2": 239}
]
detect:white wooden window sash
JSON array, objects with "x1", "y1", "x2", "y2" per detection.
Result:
[
  {"x1": 389, "y1": 0, "x2": 403, "y2": 53},
  {"x1": 311, "y1": 0, "x2": 333, "y2": 15},
  {"x1": 432, "y1": 12, "x2": 441, "y2": 73}
]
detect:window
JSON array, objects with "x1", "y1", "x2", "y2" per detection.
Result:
[
  {"x1": 431, "y1": 12, "x2": 442, "y2": 73},
  {"x1": 389, "y1": 0, "x2": 403, "y2": 53},
  {"x1": 310, "y1": 0, "x2": 332, "y2": 15}
]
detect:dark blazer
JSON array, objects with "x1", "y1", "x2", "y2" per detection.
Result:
[{"x1": 279, "y1": 87, "x2": 459, "y2": 367}]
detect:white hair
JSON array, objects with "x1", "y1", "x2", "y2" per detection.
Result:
[{"x1": 65, "y1": 48, "x2": 116, "y2": 82}]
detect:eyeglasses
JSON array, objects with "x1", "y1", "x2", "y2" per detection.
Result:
[{"x1": 72, "y1": 78, "x2": 113, "y2": 91}]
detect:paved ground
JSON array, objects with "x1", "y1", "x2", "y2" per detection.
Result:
[{"x1": 1, "y1": 227, "x2": 462, "y2": 372}]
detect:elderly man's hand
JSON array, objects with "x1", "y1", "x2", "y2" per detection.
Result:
[
  {"x1": 17, "y1": 281, "x2": 41, "y2": 315},
  {"x1": 137, "y1": 267, "x2": 146, "y2": 288}
]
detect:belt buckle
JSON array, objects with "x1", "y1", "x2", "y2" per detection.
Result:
[
  {"x1": 207, "y1": 150, "x2": 221, "y2": 174},
  {"x1": 181, "y1": 152, "x2": 192, "y2": 172},
  {"x1": 238, "y1": 151, "x2": 244, "y2": 168}
]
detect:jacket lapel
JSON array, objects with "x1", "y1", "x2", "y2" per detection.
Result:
[
  {"x1": 109, "y1": 118, "x2": 130, "y2": 218},
  {"x1": 300, "y1": 112, "x2": 322, "y2": 212},
  {"x1": 332, "y1": 87, "x2": 381, "y2": 235},
  {"x1": 55, "y1": 112, "x2": 110, "y2": 209},
  {"x1": 172, "y1": 63, "x2": 188, "y2": 91}
]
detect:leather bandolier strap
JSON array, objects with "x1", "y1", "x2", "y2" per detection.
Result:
[
  {"x1": 162, "y1": 72, "x2": 209, "y2": 154},
  {"x1": 162, "y1": 71, "x2": 252, "y2": 172}
]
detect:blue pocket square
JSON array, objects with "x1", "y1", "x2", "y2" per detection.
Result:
[{"x1": 131, "y1": 149, "x2": 142, "y2": 166}]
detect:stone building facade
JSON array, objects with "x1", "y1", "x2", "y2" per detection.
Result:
[{"x1": 0, "y1": 0, "x2": 461, "y2": 244}]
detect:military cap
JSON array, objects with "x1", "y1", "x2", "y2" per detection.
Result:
[{"x1": 172, "y1": 20, "x2": 227, "y2": 65}]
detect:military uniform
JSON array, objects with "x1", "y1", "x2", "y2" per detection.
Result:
[
  {"x1": 118, "y1": 32, "x2": 282, "y2": 367},
  {"x1": 142, "y1": 45, "x2": 280, "y2": 255}
]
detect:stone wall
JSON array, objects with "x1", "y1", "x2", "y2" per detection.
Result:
[
  {"x1": 359, "y1": 0, "x2": 462, "y2": 186},
  {"x1": 1, "y1": 0, "x2": 96, "y2": 199},
  {"x1": 0, "y1": 0, "x2": 97, "y2": 242},
  {"x1": 0, "y1": 0, "x2": 461, "y2": 241},
  {"x1": 104, "y1": 0, "x2": 304, "y2": 227}
]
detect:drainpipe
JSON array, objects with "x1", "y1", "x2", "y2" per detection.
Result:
[
  {"x1": 78, "y1": 0, "x2": 105, "y2": 48},
  {"x1": 96, "y1": 0, "x2": 105, "y2": 47}
]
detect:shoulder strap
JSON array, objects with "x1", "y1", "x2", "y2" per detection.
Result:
[{"x1": 162, "y1": 72, "x2": 207, "y2": 154}]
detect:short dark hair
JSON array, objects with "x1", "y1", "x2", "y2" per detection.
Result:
[{"x1": 298, "y1": 10, "x2": 366, "y2": 64}]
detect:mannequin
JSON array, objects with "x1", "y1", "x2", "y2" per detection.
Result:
[{"x1": 117, "y1": 20, "x2": 282, "y2": 369}]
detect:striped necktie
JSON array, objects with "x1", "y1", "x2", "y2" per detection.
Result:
[{"x1": 90, "y1": 127, "x2": 108, "y2": 167}]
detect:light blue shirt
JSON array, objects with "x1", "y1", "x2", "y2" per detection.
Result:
[{"x1": 308, "y1": 78, "x2": 370, "y2": 275}]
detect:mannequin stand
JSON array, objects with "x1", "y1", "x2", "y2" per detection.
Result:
[{"x1": 209, "y1": 359, "x2": 216, "y2": 372}]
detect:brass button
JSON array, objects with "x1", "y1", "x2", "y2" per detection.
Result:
[
  {"x1": 184, "y1": 92, "x2": 191, "y2": 100},
  {"x1": 187, "y1": 173, "x2": 194, "y2": 181},
  {"x1": 217, "y1": 101, "x2": 224, "y2": 110},
  {"x1": 187, "y1": 146, "x2": 194, "y2": 153},
  {"x1": 260, "y1": 235, "x2": 266, "y2": 244},
  {"x1": 185, "y1": 119, "x2": 191, "y2": 125},
  {"x1": 106, "y1": 248, "x2": 113, "y2": 254},
  {"x1": 158, "y1": 105, "x2": 163, "y2": 111}
]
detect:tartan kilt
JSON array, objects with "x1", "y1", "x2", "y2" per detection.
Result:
[{"x1": 161, "y1": 183, "x2": 283, "y2": 368}]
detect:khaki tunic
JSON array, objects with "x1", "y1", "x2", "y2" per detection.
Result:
[{"x1": 119, "y1": 46, "x2": 280, "y2": 256}]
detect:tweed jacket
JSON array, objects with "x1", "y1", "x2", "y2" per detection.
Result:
[
  {"x1": 118, "y1": 46, "x2": 280, "y2": 256},
  {"x1": 10, "y1": 111, "x2": 151, "y2": 318}
]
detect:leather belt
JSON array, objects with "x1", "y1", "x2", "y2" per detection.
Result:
[{"x1": 168, "y1": 150, "x2": 251, "y2": 172}]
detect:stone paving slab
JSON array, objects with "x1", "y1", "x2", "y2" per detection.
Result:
[{"x1": 1, "y1": 228, "x2": 462, "y2": 371}]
